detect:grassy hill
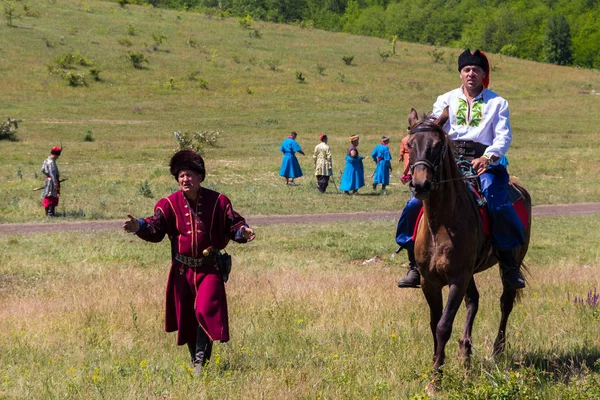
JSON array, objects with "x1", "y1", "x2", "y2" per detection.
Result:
[{"x1": 1, "y1": 0, "x2": 599, "y2": 223}]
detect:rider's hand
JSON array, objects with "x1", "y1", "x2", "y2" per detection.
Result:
[
  {"x1": 472, "y1": 157, "x2": 490, "y2": 176},
  {"x1": 240, "y1": 226, "x2": 256, "y2": 242},
  {"x1": 123, "y1": 214, "x2": 141, "y2": 234}
]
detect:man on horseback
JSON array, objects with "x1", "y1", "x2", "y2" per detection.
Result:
[{"x1": 397, "y1": 49, "x2": 526, "y2": 290}]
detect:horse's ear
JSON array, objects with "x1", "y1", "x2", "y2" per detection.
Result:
[
  {"x1": 408, "y1": 108, "x2": 419, "y2": 129},
  {"x1": 434, "y1": 106, "x2": 449, "y2": 127}
]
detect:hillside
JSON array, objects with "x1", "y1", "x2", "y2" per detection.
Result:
[{"x1": 1, "y1": 0, "x2": 599, "y2": 222}]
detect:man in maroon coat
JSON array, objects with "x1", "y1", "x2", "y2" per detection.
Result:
[{"x1": 123, "y1": 150, "x2": 255, "y2": 375}]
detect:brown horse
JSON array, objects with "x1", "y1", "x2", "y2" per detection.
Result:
[{"x1": 406, "y1": 108, "x2": 531, "y2": 391}]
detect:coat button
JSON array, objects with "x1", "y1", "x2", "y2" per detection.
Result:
[{"x1": 187, "y1": 231, "x2": 191, "y2": 234}]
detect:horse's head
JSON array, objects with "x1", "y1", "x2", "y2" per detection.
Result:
[{"x1": 407, "y1": 107, "x2": 450, "y2": 200}]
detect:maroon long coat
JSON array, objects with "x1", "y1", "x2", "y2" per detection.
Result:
[{"x1": 136, "y1": 188, "x2": 248, "y2": 345}]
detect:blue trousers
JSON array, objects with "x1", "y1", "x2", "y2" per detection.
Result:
[{"x1": 395, "y1": 165, "x2": 525, "y2": 252}]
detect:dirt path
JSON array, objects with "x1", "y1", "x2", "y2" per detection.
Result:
[{"x1": 1, "y1": 203, "x2": 599, "y2": 235}]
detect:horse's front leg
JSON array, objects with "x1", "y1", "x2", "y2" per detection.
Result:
[
  {"x1": 493, "y1": 287, "x2": 517, "y2": 356},
  {"x1": 459, "y1": 277, "x2": 479, "y2": 367},
  {"x1": 421, "y1": 283, "x2": 443, "y2": 364},
  {"x1": 433, "y1": 281, "x2": 468, "y2": 372}
]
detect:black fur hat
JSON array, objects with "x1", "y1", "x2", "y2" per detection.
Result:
[
  {"x1": 458, "y1": 49, "x2": 489, "y2": 72},
  {"x1": 169, "y1": 150, "x2": 205, "y2": 179}
]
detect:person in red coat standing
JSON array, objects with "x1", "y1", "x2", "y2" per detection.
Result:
[{"x1": 123, "y1": 150, "x2": 255, "y2": 375}]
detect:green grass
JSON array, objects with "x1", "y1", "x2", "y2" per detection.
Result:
[
  {"x1": 0, "y1": 215, "x2": 599, "y2": 398},
  {"x1": 0, "y1": 0, "x2": 599, "y2": 223}
]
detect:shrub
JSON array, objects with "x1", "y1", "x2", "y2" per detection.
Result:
[
  {"x1": 117, "y1": 37, "x2": 132, "y2": 46},
  {"x1": 136, "y1": 180, "x2": 153, "y2": 198},
  {"x1": 152, "y1": 33, "x2": 167, "y2": 46},
  {"x1": 249, "y1": 29, "x2": 261, "y2": 39},
  {"x1": 316, "y1": 63, "x2": 326, "y2": 75},
  {"x1": 89, "y1": 68, "x2": 101, "y2": 81},
  {"x1": 264, "y1": 58, "x2": 280, "y2": 71},
  {"x1": 3, "y1": 1, "x2": 18, "y2": 26},
  {"x1": 428, "y1": 47, "x2": 445, "y2": 64},
  {"x1": 337, "y1": 72, "x2": 345, "y2": 82},
  {"x1": 126, "y1": 52, "x2": 149, "y2": 69},
  {"x1": 117, "y1": 0, "x2": 128, "y2": 8},
  {"x1": 238, "y1": 14, "x2": 253, "y2": 29},
  {"x1": 378, "y1": 48, "x2": 392, "y2": 62},
  {"x1": 342, "y1": 55, "x2": 354, "y2": 65},
  {"x1": 63, "y1": 71, "x2": 87, "y2": 87},
  {"x1": 245, "y1": 87, "x2": 253, "y2": 94},
  {"x1": 295, "y1": 71, "x2": 305, "y2": 83},
  {"x1": 83, "y1": 128, "x2": 94, "y2": 142},
  {"x1": 173, "y1": 130, "x2": 221, "y2": 153},
  {"x1": 22, "y1": 4, "x2": 40, "y2": 17},
  {"x1": 0, "y1": 117, "x2": 21, "y2": 141},
  {"x1": 126, "y1": 24, "x2": 137, "y2": 36}
]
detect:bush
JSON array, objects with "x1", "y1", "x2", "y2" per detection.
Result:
[
  {"x1": 342, "y1": 55, "x2": 354, "y2": 65},
  {"x1": 89, "y1": 68, "x2": 101, "y2": 81},
  {"x1": 238, "y1": 14, "x2": 253, "y2": 29},
  {"x1": 63, "y1": 71, "x2": 87, "y2": 87},
  {"x1": 316, "y1": 63, "x2": 326, "y2": 75},
  {"x1": 117, "y1": 37, "x2": 132, "y2": 46},
  {"x1": 295, "y1": 71, "x2": 305, "y2": 83},
  {"x1": 126, "y1": 52, "x2": 149, "y2": 69},
  {"x1": 264, "y1": 58, "x2": 280, "y2": 71},
  {"x1": 136, "y1": 180, "x2": 153, "y2": 198},
  {"x1": 173, "y1": 130, "x2": 221, "y2": 153},
  {"x1": 0, "y1": 117, "x2": 21, "y2": 141},
  {"x1": 83, "y1": 128, "x2": 94, "y2": 142}
]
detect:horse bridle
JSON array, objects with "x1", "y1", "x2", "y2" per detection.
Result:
[{"x1": 408, "y1": 122, "x2": 448, "y2": 189}]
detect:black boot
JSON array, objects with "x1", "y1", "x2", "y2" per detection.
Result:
[
  {"x1": 47, "y1": 205, "x2": 55, "y2": 218},
  {"x1": 187, "y1": 328, "x2": 213, "y2": 376},
  {"x1": 398, "y1": 263, "x2": 421, "y2": 288},
  {"x1": 372, "y1": 183, "x2": 377, "y2": 190},
  {"x1": 497, "y1": 249, "x2": 525, "y2": 289},
  {"x1": 44, "y1": 207, "x2": 49, "y2": 217}
]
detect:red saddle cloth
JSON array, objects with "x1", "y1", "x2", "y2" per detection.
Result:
[{"x1": 412, "y1": 186, "x2": 529, "y2": 241}]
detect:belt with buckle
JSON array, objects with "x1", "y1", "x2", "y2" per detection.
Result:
[
  {"x1": 175, "y1": 253, "x2": 217, "y2": 268},
  {"x1": 453, "y1": 140, "x2": 487, "y2": 160}
]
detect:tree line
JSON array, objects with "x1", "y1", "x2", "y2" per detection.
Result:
[{"x1": 133, "y1": 0, "x2": 600, "y2": 69}]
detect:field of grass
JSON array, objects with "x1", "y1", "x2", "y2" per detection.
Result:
[
  {"x1": 1, "y1": 0, "x2": 600, "y2": 223},
  {"x1": 1, "y1": 215, "x2": 599, "y2": 398}
]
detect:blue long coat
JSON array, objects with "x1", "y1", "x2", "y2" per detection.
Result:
[
  {"x1": 371, "y1": 143, "x2": 392, "y2": 185},
  {"x1": 279, "y1": 138, "x2": 303, "y2": 178},
  {"x1": 340, "y1": 155, "x2": 365, "y2": 191}
]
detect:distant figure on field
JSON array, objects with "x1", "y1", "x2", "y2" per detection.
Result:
[
  {"x1": 279, "y1": 131, "x2": 305, "y2": 186},
  {"x1": 313, "y1": 134, "x2": 333, "y2": 193},
  {"x1": 340, "y1": 135, "x2": 365, "y2": 195},
  {"x1": 41, "y1": 146, "x2": 62, "y2": 217},
  {"x1": 399, "y1": 133, "x2": 411, "y2": 184},
  {"x1": 123, "y1": 150, "x2": 255, "y2": 375},
  {"x1": 371, "y1": 136, "x2": 392, "y2": 191}
]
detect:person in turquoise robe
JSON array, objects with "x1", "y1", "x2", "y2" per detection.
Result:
[
  {"x1": 371, "y1": 136, "x2": 392, "y2": 190},
  {"x1": 339, "y1": 144, "x2": 365, "y2": 194},
  {"x1": 279, "y1": 131, "x2": 304, "y2": 185}
]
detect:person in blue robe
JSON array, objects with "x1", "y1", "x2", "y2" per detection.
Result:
[
  {"x1": 279, "y1": 131, "x2": 305, "y2": 185},
  {"x1": 371, "y1": 136, "x2": 392, "y2": 191},
  {"x1": 340, "y1": 136, "x2": 365, "y2": 194}
]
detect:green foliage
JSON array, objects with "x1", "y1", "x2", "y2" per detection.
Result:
[
  {"x1": 295, "y1": 70, "x2": 305, "y2": 83},
  {"x1": 126, "y1": 24, "x2": 137, "y2": 36},
  {"x1": 136, "y1": 180, "x2": 153, "y2": 198},
  {"x1": 378, "y1": 48, "x2": 392, "y2": 62},
  {"x1": 89, "y1": 68, "x2": 101, "y2": 81},
  {"x1": 173, "y1": 130, "x2": 220, "y2": 153},
  {"x1": 125, "y1": 51, "x2": 149, "y2": 69},
  {"x1": 0, "y1": 117, "x2": 21, "y2": 141},
  {"x1": 316, "y1": 63, "x2": 326, "y2": 75},
  {"x1": 63, "y1": 71, "x2": 87, "y2": 87},
  {"x1": 117, "y1": 37, "x2": 132, "y2": 46},
  {"x1": 428, "y1": 47, "x2": 445, "y2": 64},
  {"x1": 238, "y1": 14, "x2": 253, "y2": 29},
  {"x1": 342, "y1": 54, "x2": 354, "y2": 65},
  {"x1": 3, "y1": 0, "x2": 18, "y2": 26},
  {"x1": 152, "y1": 33, "x2": 167, "y2": 46},
  {"x1": 544, "y1": 14, "x2": 573, "y2": 65},
  {"x1": 248, "y1": 28, "x2": 261, "y2": 38},
  {"x1": 264, "y1": 58, "x2": 280, "y2": 71},
  {"x1": 22, "y1": 3, "x2": 40, "y2": 17},
  {"x1": 83, "y1": 128, "x2": 94, "y2": 142}
]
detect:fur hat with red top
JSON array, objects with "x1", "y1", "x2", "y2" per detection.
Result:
[{"x1": 458, "y1": 49, "x2": 490, "y2": 88}]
